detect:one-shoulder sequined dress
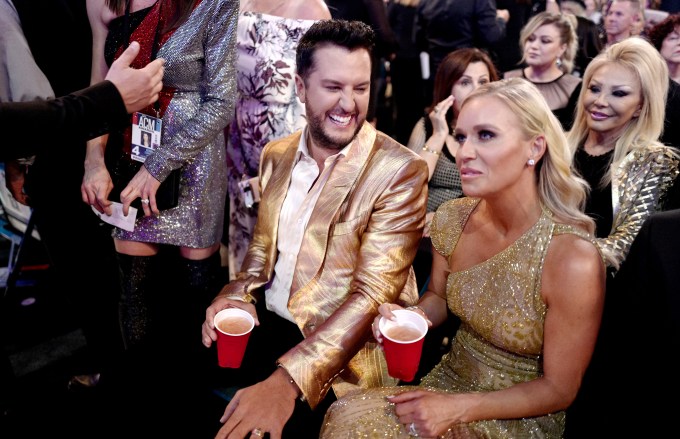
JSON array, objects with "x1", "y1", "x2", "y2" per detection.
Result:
[
  {"x1": 104, "y1": 0, "x2": 237, "y2": 248},
  {"x1": 321, "y1": 197, "x2": 597, "y2": 439}
]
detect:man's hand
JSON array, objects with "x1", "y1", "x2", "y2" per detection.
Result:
[
  {"x1": 216, "y1": 368, "x2": 298, "y2": 439},
  {"x1": 105, "y1": 41, "x2": 165, "y2": 114},
  {"x1": 202, "y1": 295, "x2": 259, "y2": 349}
]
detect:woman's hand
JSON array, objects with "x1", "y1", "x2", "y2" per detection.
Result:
[
  {"x1": 372, "y1": 303, "x2": 406, "y2": 343},
  {"x1": 81, "y1": 162, "x2": 114, "y2": 216},
  {"x1": 428, "y1": 95, "x2": 455, "y2": 136},
  {"x1": 119, "y1": 165, "x2": 161, "y2": 217},
  {"x1": 388, "y1": 389, "x2": 469, "y2": 439},
  {"x1": 423, "y1": 211, "x2": 435, "y2": 238}
]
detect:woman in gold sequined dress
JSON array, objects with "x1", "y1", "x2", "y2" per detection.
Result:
[{"x1": 319, "y1": 78, "x2": 606, "y2": 439}]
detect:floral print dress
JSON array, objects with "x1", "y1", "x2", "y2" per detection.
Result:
[{"x1": 226, "y1": 11, "x2": 318, "y2": 277}]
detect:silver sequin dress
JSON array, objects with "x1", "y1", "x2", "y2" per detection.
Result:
[
  {"x1": 110, "y1": 0, "x2": 237, "y2": 248},
  {"x1": 320, "y1": 197, "x2": 597, "y2": 439}
]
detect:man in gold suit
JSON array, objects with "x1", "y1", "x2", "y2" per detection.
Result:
[{"x1": 201, "y1": 19, "x2": 428, "y2": 439}]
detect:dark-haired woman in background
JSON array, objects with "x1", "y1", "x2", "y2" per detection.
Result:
[{"x1": 407, "y1": 48, "x2": 499, "y2": 297}]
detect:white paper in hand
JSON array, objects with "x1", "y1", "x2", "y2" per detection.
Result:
[{"x1": 91, "y1": 202, "x2": 137, "y2": 232}]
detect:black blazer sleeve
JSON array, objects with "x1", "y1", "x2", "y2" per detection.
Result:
[{"x1": 0, "y1": 80, "x2": 129, "y2": 160}]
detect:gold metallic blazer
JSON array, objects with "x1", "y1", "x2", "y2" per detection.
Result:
[
  {"x1": 604, "y1": 146, "x2": 679, "y2": 269},
  {"x1": 220, "y1": 123, "x2": 428, "y2": 407}
]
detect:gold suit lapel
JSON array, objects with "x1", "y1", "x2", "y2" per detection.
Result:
[
  {"x1": 261, "y1": 139, "x2": 299, "y2": 271},
  {"x1": 291, "y1": 123, "x2": 377, "y2": 294}
]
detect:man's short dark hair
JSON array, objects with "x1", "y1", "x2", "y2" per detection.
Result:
[{"x1": 296, "y1": 19, "x2": 375, "y2": 79}]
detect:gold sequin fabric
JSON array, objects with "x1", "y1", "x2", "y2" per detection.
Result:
[
  {"x1": 112, "y1": 0, "x2": 238, "y2": 248},
  {"x1": 320, "y1": 198, "x2": 595, "y2": 438}
]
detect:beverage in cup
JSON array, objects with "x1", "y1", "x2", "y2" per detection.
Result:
[
  {"x1": 214, "y1": 308, "x2": 255, "y2": 368},
  {"x1": 379, "y1": 309, "x2": 428, "y2": 382}
]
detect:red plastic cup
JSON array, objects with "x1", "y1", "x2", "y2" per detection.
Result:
[
  {"x1": 214, "y1": 308, "x2": 255, "y2": 368},
  {"x1": 379, "y1": 309, "x2": 428, "y2": 382}
]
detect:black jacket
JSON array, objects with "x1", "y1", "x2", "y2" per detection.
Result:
[{"x1": 0, "y1": 81, "x2": 128, "y2": 160}]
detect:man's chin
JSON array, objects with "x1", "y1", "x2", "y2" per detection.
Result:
[{"x1": 321, "y1": 126, "x2": 362, "y2": 150}]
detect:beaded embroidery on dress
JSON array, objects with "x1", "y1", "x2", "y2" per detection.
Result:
[{"x1": 320, "y1": 197, "x2": 596, "y2": 438}]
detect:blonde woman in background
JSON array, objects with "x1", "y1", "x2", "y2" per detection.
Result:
[
  {"x1": 504, "y1": 11, "x2": 581, "y2": 129},
  {"x1": 568, "y1": 36, "x2": 679, "y2": 270},
  {"x1": 565, "y1": 36, "x2": 679, "y2": 438}
]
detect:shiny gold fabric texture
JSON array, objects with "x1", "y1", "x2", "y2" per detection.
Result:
[
  {"x1": 603, "y1": 146, "x2": 679, "y2": 269},
  {"x1": 320, "y1": 198, "x2": 597, "y2": 438},
  {"x1": 218, "y1": 123, "x2": 428, "y2": 407}
]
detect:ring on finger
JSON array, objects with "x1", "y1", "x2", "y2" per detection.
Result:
[
  {"x1": 409, "y1": 422, "x2": 419, "y2": 437},
  {"x1": 140, "y1": 198, "x2": 150, "y2": 204},
  {"x1": 252, "y1": 428, "x2": 264, "y2": 437}
]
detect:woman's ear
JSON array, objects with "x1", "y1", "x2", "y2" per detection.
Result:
[
  {"x1": 531, "y1": 134, "x2": 547, "y2": 163},
  {"x1": 633, "y1": 103, "x2": 642, "y2": 118}
]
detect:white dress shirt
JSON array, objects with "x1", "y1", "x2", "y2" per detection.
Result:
[{"x1": 265, "y1": 129, "x2": 349, "y2": 322}]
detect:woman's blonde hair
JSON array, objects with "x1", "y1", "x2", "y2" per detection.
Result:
[
  {"x1": 462, "y1": 78, "x2": 596, "y2": 234},
  {"x1": 519, "y1": 11, "x2": 579, "y2": 74},
  {"x1": 566, "y1": 36, "x2": 669, "y2": 187}
]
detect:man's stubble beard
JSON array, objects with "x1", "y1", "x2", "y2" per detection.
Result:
[{"x1": 306, "y1": 110, "x2": 365, "y2": 152}]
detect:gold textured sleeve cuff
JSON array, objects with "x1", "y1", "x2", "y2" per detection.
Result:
[
  {"x1": 277, "y1": 363, "x2": 306, "y2": 402},
  {"x1": 222, "y1": 293, "x2": 257, "y2": 305}
]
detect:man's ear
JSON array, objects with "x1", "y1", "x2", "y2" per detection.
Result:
[{"x1": 295, "y1": 74, "x2": 306, "y2": 103}]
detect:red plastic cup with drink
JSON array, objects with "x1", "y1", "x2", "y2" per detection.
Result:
[
  {"x1": 214, "y1": 308, "x2": 255, "y2": 368},
  {"x1": 379, "y1": 309, "x2": 428, "y2": 382}
]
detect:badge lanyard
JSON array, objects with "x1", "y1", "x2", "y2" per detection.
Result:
[{"x1": 123, "y1": 1, "x2": 164, "y2": 163}]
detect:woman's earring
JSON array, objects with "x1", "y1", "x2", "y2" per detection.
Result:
[
  {"x1": 528, "y1": 158, "x2": 536, "y2": 166},
  {"x1": 556, "y1": 57, "x2": 562, "y2": 68}
]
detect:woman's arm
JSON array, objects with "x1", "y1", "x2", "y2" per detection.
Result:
[
  {"x1": 294, "y1": 0, "x2": 331, "y2": 19},
  {"x1": 413, "y1": 249, "x2": 451, "y2": 328},
  {"x1": 407, "y1": 95, "x2": 455, "y2": 180},
  {"x1": 81, "y1": 0, "x2": 117, "y2": 214},
  {"x1": 598, "y1": 147, "x2": 680, "y2": 269},
  {"x1": 142, "y1": 0, "x2": 238, "y2": 182},
  {"x1": 390, "y1": 233, "x2": 605, "y2": 438},
  {"x1": 407, "y1": 118, "x2": 441, "y2": 180}
]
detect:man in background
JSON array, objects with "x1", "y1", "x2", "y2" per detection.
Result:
[{"x1": 604, "y1": 0, "x2": 644, "y2": 46}]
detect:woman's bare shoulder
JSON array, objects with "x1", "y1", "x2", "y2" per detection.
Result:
[
  {"x1": 293, "y1": 0, "x2": 331, "y2": 20},
  {"x1": 542, "y1": 233, "x2": 605, "y2": 305},
  {"x1": 547, "y1": 233, "x2": 603, "y2": 277}
]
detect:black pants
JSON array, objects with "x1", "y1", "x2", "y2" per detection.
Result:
[{"x1": 214, "y1": 300, "x2": 337, "y2": 438}]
